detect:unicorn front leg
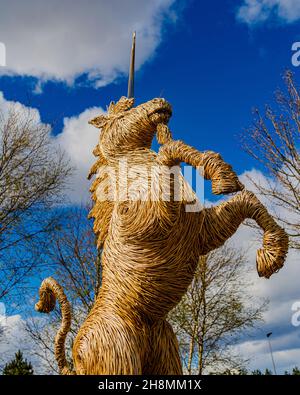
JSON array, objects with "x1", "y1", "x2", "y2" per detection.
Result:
[
  {"x1": 156, "y1": 138, "x2": 244, "y2": 195},
  {"x1": 199, "y1": 189, "x2": 289, "y2": 278}
]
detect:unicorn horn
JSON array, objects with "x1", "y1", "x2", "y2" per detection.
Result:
[{"x1": 127, "y1": 31, "x2": 136, "y2": 99}]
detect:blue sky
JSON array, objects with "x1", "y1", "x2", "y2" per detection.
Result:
[
  {"x1": 0, "y1": 0, "x2": 300, "y2": 374},
  {"x1": 0, "y1": 0, "x2": 299, "y2": 176}
]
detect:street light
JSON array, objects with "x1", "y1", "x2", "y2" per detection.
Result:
[{"x1": 266, "y1": 332, "x2": 277, "y2": 375}]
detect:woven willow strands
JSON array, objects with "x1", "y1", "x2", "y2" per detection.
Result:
[
  {"x1": 36, "y1": 96, "x2": 288, "y2": 375},
  {"x1": 35, "y1": 277, "x2": 74, "y2": 375}
]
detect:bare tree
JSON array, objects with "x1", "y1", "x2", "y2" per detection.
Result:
[
  {"x1": 242, "y1": 70, "x2": 300, "y2": 249},
  {"x1": 169, "y1": 245, "x2": 266, "y2": 375},
  {"x1": 26, "y1": 207, "x2": 100, "y2": 373},
  {"x1": 0, "y1": 105, "x2": 72, "y2": 300}
]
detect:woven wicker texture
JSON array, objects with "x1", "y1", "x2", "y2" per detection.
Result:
[{"x1": 36, "y1": 97, "x2": 288, "y2": 375}]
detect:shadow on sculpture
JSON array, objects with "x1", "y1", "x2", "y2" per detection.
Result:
[{"x1": 35, "y1": 95, "x2": 288, "y2": 375}]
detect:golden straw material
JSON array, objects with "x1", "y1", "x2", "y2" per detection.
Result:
[
  {"x1": 35, "y1": 277, "x2": 74, "y2": 375},
  {"x1": 36, "y1": 96, "x2": 289, "y2": 375}
]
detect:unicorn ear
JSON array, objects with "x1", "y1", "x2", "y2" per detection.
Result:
[
  {"x1": 88, "y1": 114, "x2": 108, "y2": 128},
  {"x1": 108, "y1": 96, "x2": 134, "y2": 115}
]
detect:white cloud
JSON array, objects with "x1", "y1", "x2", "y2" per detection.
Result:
[
  {"x1": 0, "y1": 308, "x2": 59, "y2": 374},
  {"x1": 55, "y1": 107, "x2": 104, "y2": 204},
  {"x1": 237, "y1": 0, "x2": 300, "y2": 26},
  {"x1": 0, "y1": 91, "x2": 42, "y2": 123},
  {"x1": 0, "y1": 0, "x2": 177, "y2": 86},
  {"x1": 0, "y1": 90, "x2": 103, "y2": 204},
  {"x1": 233, "y1": 339, "x2": 300, "y2": 373},
  {"x1": 0, "y1": 313, "x2": 47, "y2": 374}
]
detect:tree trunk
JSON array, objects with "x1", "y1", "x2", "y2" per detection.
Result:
[{"x1": 187, "y1": 324, "x2": 197, "y2": 374}]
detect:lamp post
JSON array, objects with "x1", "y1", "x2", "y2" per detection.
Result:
[{"x1": 266, "y1": 332, "x2": 277, "y2": 375}]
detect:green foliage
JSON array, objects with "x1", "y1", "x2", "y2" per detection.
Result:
[
  {"x1": 221, "y1": 368, "x2": 248, "y2": 375},
  {"x1": 292, "y1": 366, "x2": 300, "y2": 375},
  {"x1": 2, "y1": 350, "x2": 34, "y2": 375},
  {"x1": 264, "y1": 368, "x2": 272, "y2": 375},
  {"x1": 250, "y1": 368, "x2": 273, "y2": 375},
  {"x1": 277, "y1": 366, "x2": 300, "y2": 375},
  {"x1": 251, "y1": 369, "x2": 263, "y2": 375},
  {"x1": 217, "y1": 366, "x2": 300, "y2": 375}
]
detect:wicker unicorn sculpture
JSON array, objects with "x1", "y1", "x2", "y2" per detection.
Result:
[{"x1": 35, "y1": 35, "x2": 288, "y2": 375}]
